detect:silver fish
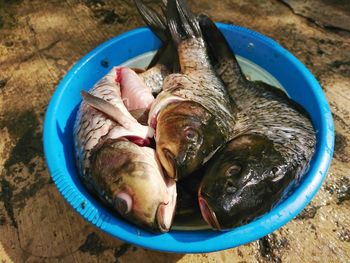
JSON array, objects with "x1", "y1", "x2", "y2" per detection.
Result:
[{"x1": 74, "y1": 66, "x2": 176, "y2": 232}]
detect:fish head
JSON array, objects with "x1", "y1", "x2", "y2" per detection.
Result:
[
  {"x1": 156, "y1": 101, "x2": 224, "y2": 180},
  {"x1": 90, "y1": 139, "x2": 177, "y2": 232},
  {"x1": 199, "y1": 134, "x2": 292, "y2": 230}
]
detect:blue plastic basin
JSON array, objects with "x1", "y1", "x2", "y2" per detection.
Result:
[{"x1": 43, "y1": 24, "x2": 334, "y2": 253}]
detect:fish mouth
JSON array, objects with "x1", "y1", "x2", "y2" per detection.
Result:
[
  {"x1": 160, "y1": 148, "x2": 178, "y2": 180},
  {"x1": 159, "y1": 147, "x2": 191, "y2": 180},
  {"x1": 156, "y1": 203, "x2": 171, "y2": 232},
  {"x1": 198, "y1": 196, "x2": 221, "y2": 230},
  {"x1": 156, "y1": 179, "x2": 177, "y2": 232}
]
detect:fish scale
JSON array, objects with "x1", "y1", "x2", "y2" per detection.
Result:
[
  {"x1": 155, "y1": 38, "x2": 237, "y2": 140},
  {"x1": 139, "y1": 64, "x2": 170, "y2": 95},
  {"x1": 209, "y1": 52, "x2": 315, "y2": 176},
  {"x1": 73, "y1": 62, "x2": 177, "y2": 232},
  {"x1": 196, "y1": 15, "x2": 317, "y2": 230},
  {"x1": 228, "y1": 79, "x2": 316, "y2": 180},
  {"x1": 145, "y1": 0, "x2": 240, "y2": 180},
  {"x1": 74, "y1": 67, "x2": 127, "y2": 181}
]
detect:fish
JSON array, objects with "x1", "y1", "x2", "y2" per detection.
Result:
[
  {"x1": 134, "y1": 0, "x2": 177, "y2": 96},
  {"x1": 199, "y1": 134, "x2": 292, "y2": 229},
  {"x1": 134, "y1": 1, "x2": 316, "y2": 230},
  {"x1": 147, "y1": 0, "x2": 237, "y2": 180},
  {"x1": 89, "y1": 137, "x2": 176, "y2": 232},
  {"x1": 74, "y1": 66, "x2": 176, "y2": 232},
  {"x1": 138, "y1": 62, "x2": 170, "y2": 95},
  {"x1": 197, "y1": 15, "x2": 316, "y2": 230}
]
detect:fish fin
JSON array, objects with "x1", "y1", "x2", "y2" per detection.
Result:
[
  {"x1": 160, "y1": 0, "x2": 167, "y2": 17},
  {"x1": 81, "y1": 91, "x2": 135, "y2": 129},
  {"x1": 161, "y1": 0, "x2": 168, "y2": 8},
  {"x1": 147, "y1": 44, "x2": 166, "y2": 69},
  {"x1": 133, "y1": 0, "x2": 179, "y2": 71},
  {"x1": 167, "y1": 0, "x2": 201, "y2": 45},
  {"x1": 148, "y1": 42, "x2": 178, "y2": 70},
  {"x1": 198, "y1": 14, "x2": 246, "y2": 81},
  {"x1": 134, "y1": 0, "x2": 169, "y2": 42}
]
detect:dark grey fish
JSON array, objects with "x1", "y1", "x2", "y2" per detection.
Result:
[{"x1": 197, "y1": 15, "x2": 316, "y2": 230}]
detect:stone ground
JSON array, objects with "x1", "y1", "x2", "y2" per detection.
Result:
[{"x1": 0, "y1": 0, "x2": 349, "y2": 262}]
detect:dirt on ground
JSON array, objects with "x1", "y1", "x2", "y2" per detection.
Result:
[{"x1": 0, "y1": 0, "x2": 349, "y2": 262}]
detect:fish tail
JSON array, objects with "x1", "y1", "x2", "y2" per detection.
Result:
[
  {"x1": 167, "y1": 0, "x2": 201, "y2": 45},
  {"x1": 198, "y1": 14, "x2": 234, "y2": 64},
  {"x1": 198, "y1": 14, "x2": 245, "y2": 80},
  {"x1": 134, "y1": 0, "x2": 169, "y2": 42},
  {"x1": 134, "y1": 0, "x2": 179, "y2": 71},
  {"x1": 149, "y1": 43, "x2": 179, "y2": 71}
]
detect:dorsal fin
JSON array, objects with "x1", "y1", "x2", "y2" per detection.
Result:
[
  {"x1": 167, "y1": 0, "x2": 201, "y2": 45},
  {"x1": 134, "y1": 0, "x2": 179, "y2": 71},
  {"x1": 134, "y1": 0, "x2": 169, "y2": 42},
  {"x1": 198, "y1": 14, "x2": 245, "y2": 81}
]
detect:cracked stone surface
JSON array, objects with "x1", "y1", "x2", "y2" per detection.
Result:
[
  {"x1": 0, "y1": 0, "x2": 350, "y2": 262},
  {"x1": 281, "y1": 0, "x2": 350, "y2": 32}
]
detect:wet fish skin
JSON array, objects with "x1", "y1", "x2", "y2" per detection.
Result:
[
  {"x1": 134, "y1": 4, "x2": 316, "y2": 229},
  {"x1": 90, "y1": 138, "x2": 176, "y2": 232},
  {"x1": 197, "y1": 15, "x2": 316, "y2": 230},
  {"x1": 74, "y1": 66, "x2": 176, "y2": 232},
  {"x1": 199, "y1": 134, "x2": 294, "y2": 230},
  {"x1": 74, "y1": 67, "x2": 154, "y2": 180},
  {"x1": 198, "y1": 14, "x2": 315, "y2": 173},
  {"x1": 149, "y1": 0, "x2": 236, "y2": 180},
  {"x1": 155, "y1": 100, "x2": 226, "y2": 180},
  {"x1": 139, "y1": 62, "x2": 170, "y2": 95}
]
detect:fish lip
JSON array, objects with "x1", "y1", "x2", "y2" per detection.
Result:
[
  {"x1": 156, "y1": 178, "x2": 177, "y2": 233},
  {"x1": 156, "y1": 203, "x2": 169, "y2": 232},
  {"x1": 198, "y1": 185, "x2": 213, "y2": 199},
  {"x1": 162, "y1": 148, "x2": 178, "y2": 180},
  {"x1": 198, "y1": 196, "x2": 221, "y2": 230},
  {"x1": 162, "y1": 148, "x2": 190, "y2": 181},
  {"x1": 156, "y1": 202, "x2": 172, "y2": 233}
]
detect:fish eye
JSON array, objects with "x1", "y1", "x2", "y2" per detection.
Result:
[
  {"x1": 272, "y1": 167, "x2": 279, "y2": 174},
  {"x1": 114, "y1": 192, "x2": 132, "y2": 215},
  {"x1": 184, "y1": 127, "x2": 199, "y2": 141},
  {"x1": 225, "y1": 164, "x2": 241, "y2": 177},
  {"x1": 225, "y1": 179, "x2": 237, "y2": 194},
  {"x1": 271, "y1": 166, "x2": 285, "y2": 182}
]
